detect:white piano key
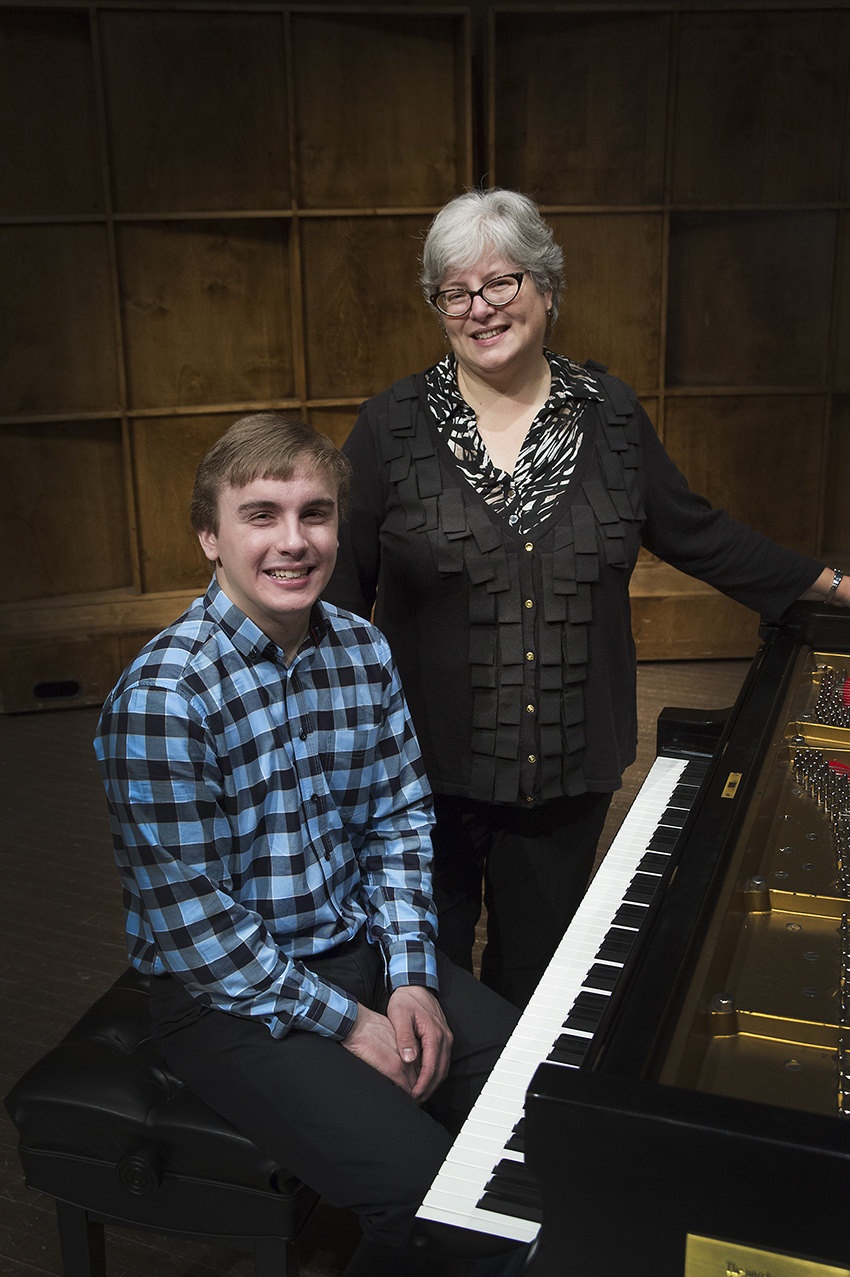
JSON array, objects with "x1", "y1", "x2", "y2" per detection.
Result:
[{"x1": 417, "y1": 1197, "x2": 539, "y2": 1243}]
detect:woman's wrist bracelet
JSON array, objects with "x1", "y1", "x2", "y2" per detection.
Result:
[{"x1": 824, "y1": 567, "x2": 844, "y2": 605}]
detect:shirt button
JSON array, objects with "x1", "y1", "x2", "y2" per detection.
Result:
[
  {"x1": 525, "y1": 542, "x2": 533, "y2": 552},
  {"x1": 525, "y1": 651, "x2": 534, "y2": 661},
  {"x1": 525, "y1": 795, "x2": 535, "y2": 804},
  {"x1": 509, "y1": 514, "x2": 519, "y2": 525},
  {"x1": 299, "y1": 729, "x2": 308, "y2": 740},
  {"x1": 524, "y1": 598, "x2": 533, "y2": 609},
  {"x1": 526, "y1": 703, "x2": 535, "y2": 714},
  {"x1": 528, "y1": 754, "x2": 537, "y2": 764}
]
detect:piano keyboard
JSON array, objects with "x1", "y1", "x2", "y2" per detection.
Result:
[{"x1": 416, "y1": 753, "x2": 706, "y2": 1245}]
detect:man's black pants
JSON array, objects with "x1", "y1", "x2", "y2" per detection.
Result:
[{"x1": 149, "y1": 932, "x2": 519, "y2": 1252}]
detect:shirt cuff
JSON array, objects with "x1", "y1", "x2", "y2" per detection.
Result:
[
  {"x1": 384, "y1": 938, "x2": 440, "y2": 995},
  {"x1": 285, "y1": 983, "x2": 359, "y2": 1041}
]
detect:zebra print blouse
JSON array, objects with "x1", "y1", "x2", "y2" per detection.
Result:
[{"x1": 424, "y1": 350, "x2": 604, "y2": 535}]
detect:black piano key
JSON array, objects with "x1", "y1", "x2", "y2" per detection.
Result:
[
  {"x1": 667, "y1": 797, "x2": 697, "y2": 818},
  {"x1": 492, "y1": 1158, "x2": 538, "y2": 1187},
  {"x1": 678, "y1": 771, "x2": 707, "y2": 799},
  {"x1": 477, "y1": 1174, "x2": 536, "y2": 1205},
  {"x1": 477, "y1": 1192, "x2": 543, "y2": 1223},
  {"x1": 595, "y1": 927, "x2": 634, "y2": 961},
  {"x1": 548, "y1": 1034, "x2": 590, "y2": 1067},
  {"x1": 561, "y1": 1015, "x2": 596, "y2": 1037},
  {"x1": 656, "y1": 806, "x2": 688, "y2": 830},
  {"x1": 479, "y1": 1161, "x2": 543, "y2": 1217},
  {"x1": 638, "y1": 851, "x2": 670, "y2": 875},
  {"x1": 647, "y1": 829, "x2": 680, "y2": 851},
  {"x1": 623, "y1": 872, "x2": 658, "y2": 904},
  {"x1": 505, "y1": 1118, "x2": 525, "y2": 1153},
  {"x1": 480, "y1": 1181, "x2": 541, "y2": 1209},
  {"x1": 612, "y1": 902, "x2": 647, "y2": 929},
  {"x1": 584, "y1": 962, "x2": 619, "y2": 991},
  {"x1": 564, "y1": 989, "x2": 608, "y2": 1025}
]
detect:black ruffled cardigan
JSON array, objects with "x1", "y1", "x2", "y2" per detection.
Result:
[{"x1": 324, "y1": 366, "x2": 822, "y2": 806}]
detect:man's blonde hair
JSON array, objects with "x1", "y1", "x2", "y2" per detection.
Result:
[{"x1": 191, "y1": 413, "x2": 351, "y2": 534}]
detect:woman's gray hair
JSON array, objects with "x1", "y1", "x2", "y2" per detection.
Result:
[{"x1": 420, "y1": 188, "x2": 565, "y2": 322}]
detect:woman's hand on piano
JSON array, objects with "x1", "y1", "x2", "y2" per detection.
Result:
[{"x1": 387, "y1": 985, "x2": 454, "y2": 1104}]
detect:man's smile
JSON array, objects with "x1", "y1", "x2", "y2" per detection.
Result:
[{"x1": 265, "y1": 567, "x2": 311, "y2": 580}]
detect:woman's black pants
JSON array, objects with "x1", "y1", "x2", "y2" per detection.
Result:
[{"x1": 430, "y1": 791, "x2": 613, "y2": 1008}]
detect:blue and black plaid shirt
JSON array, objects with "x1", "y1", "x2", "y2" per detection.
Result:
[{"x1": 94, "y1": 579, "x2": 437, "y2": 1041}]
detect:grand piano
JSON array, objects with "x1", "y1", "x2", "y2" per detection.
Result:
[{"x1": 415, "y1": 603, "x2": 850, "y2": 1276}]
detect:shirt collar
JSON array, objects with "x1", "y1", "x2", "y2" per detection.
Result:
[
  {"x1": 428, "y1": 350, "x2": 602, "y2": 427},
  {"x1": 204, "y1": 576, "x2": 330, "y2": 665}
]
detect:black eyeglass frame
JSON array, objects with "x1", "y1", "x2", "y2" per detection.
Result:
[{"x1": 429, "y1": 272, "x2": 525, "y2": 317}]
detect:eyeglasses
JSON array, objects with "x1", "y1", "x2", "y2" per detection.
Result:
[{"x1": 430, "y1": 272, "x2": 524, "y2": 317}]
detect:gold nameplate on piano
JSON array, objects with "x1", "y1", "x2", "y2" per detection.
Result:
[
  {"x1": 686, "y1": 1234, "x2": 850, "y2": 1277},
  {"x1": 721, "y1": 772, "x2": 742, "y2": 799}
]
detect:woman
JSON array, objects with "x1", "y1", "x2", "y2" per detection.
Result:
[{"x1": 324, "y1": 187, "x2": 849, "y2": 1009}]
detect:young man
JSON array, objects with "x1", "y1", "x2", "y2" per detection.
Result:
[{"x1": 94, "y1": 413, "x2": 524, "y2": 1277}]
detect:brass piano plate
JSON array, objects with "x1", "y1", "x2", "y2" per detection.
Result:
[
  {"x1": 686, "y1": 1234, "x2": 850, "y2": 1277},
  {"x1": 661, "y1": 647, "x2": 850, "y2": 1115}
]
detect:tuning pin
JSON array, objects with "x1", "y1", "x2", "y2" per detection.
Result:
[{"x1": 838, "y1": 1038, "x2": 850, "y2": 1116}]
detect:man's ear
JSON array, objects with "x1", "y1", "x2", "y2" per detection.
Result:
[{"x1": 197, "y1": 528, "x2": 219, "y2": 564}]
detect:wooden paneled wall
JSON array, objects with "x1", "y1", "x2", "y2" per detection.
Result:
[
  {"x1": 1, "y1": 2, "x2": 848, "y2": 710},
  {"x1": 491, "y1": 5, "x2": 850, "y2": 659},
  {"x1": 0, "y1": 4, "x2": 470, "y2": 708}
]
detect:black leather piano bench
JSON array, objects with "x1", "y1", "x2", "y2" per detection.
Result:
[{"x1": 4, "y1": 967, "x2": 319, "y2": 1277}]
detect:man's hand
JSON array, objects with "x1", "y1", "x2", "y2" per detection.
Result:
[
  {"x1": 342, "y1": 1003, "x2": 419, "y2": 1094},
  {"x1": 386, "y1": 985, "x2": 453, "y2": 1104}
]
